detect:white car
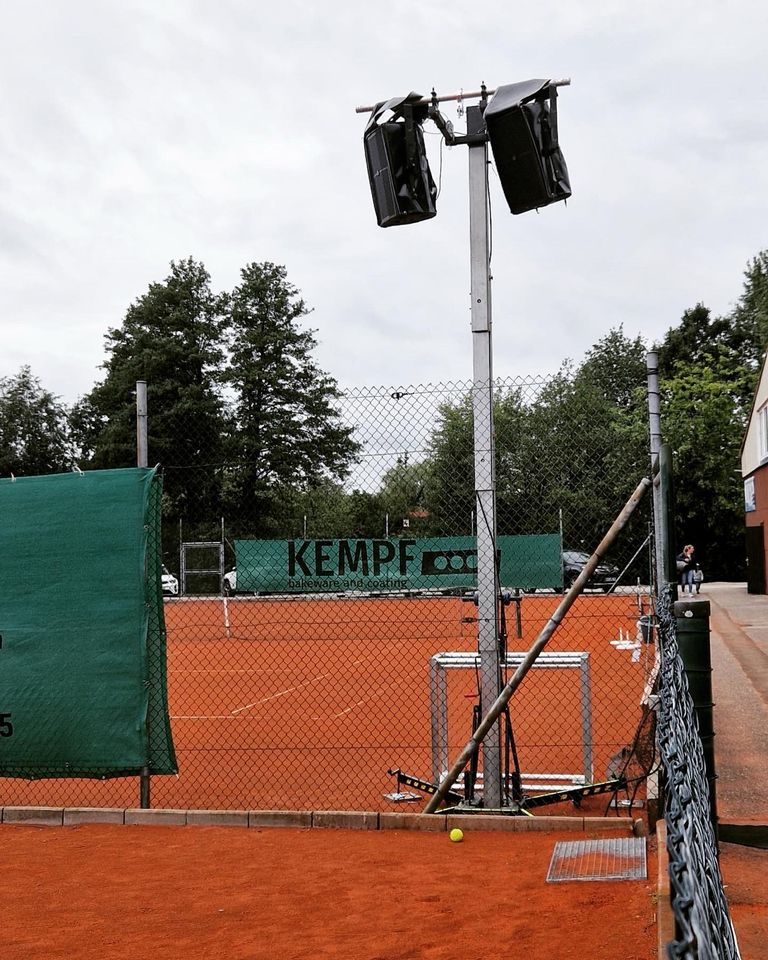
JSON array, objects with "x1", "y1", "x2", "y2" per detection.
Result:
[{"x1": 162, "y1": 565, "x2": 179, "y2": 597}]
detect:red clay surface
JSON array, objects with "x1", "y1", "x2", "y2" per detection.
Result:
[
  {"x1": 0, "y1": 823, "x2": 658, "y2": 960},
  {"x1": 1, "y1": 594, "x2": 653, "y2": 812}
]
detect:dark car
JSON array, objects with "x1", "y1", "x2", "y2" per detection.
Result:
[{"x1": 561, "y1": 550, "x2": 620, "y2": 592}]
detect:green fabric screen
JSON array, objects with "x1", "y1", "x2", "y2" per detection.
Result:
[
  {"x1": 234, "y1": 533, "x2": 563, "y2": 594},
  {"x1": 0, "y1": 468, "x2": 177, "y2": 779}
]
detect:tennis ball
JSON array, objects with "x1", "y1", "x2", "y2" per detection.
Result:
[{"x1": 449, "y1": 828, "x2": 464, "y2": 843}]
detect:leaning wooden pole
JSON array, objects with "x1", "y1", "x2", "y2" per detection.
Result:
[{"x1": 424, "y1": 475, "x2": 652, "y2": 814}]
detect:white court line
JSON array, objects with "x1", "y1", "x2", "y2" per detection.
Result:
[
  {"x1": 310, "y1": 680, "x2": 399, "y2": 720},
  {"x1": 174, "y1": 669, "x2": 283, "y2": 675},
  {"x1": 230, "y1": 658, "x2": 369, "y2": 715},
  {"x1": 171, "y1": 715, "x2": 234, "y2": 719}
]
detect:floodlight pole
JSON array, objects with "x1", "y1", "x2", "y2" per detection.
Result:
[
  {"x1": 357, "y1": 79, "x2": 570, "y2": 810},
  {"x1": 465, "y1": 102, "x2": 502, "y2": 808}
]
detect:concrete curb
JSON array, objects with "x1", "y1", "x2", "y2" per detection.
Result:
[
  {"x1": 0, "y1": 805, "x2": 638, "y2": 834},
  {"x1": 1, "y1": 806, "x2": 64, "y2": 826}
]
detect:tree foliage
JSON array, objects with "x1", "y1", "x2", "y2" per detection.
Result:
[
  {"x1": 5, "y1": 248, "x2": 768, "y2": 584},
  {"x1": 72, "y1": 258, "x2": 229, "y2": 527},
  {"x1": 68, "y1": 258, "x2": 358, "y2": 541},
  {"x1": 223, "y1": 262, "x2": 359, "y2": 535},
  {"x1": 422, "y1": 329, "x2": 650, "y2": 564},
  {"x1": 655, "y1": 251, "x2": 768, "y2": 578},
  {"x1": 0, "y1": 366, "x2": 73, "y2": 476}
]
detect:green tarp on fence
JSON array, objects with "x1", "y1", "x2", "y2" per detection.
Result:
[
  {"x1": 234, "y1": 533, "x2": 562, "y2": 594},
  {"x1": 0, "y1": 468, "x2": 177, "y2": 779}
]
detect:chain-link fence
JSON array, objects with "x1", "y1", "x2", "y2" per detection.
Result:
[
  {"x1": 656, "y1": 587, "x2": 741, "y2": 960},
  {"x1": 2, "y1": 374, "x2": 656, "y2": 813}
]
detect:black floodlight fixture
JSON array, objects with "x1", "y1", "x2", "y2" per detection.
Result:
[
  {"x1": 363, "y1": 92, "x2": 437, "y2": 228},
  {"x1": 484, "y1": 79, "x2": 571, "y2": 215}
]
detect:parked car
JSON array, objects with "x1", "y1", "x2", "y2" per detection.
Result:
[
  {"x1": 161, "y1": 565, "x2": 179, "y2": 597},
  {"x1": 561, "y1": 550, "x2": 620, "y2": 592}
]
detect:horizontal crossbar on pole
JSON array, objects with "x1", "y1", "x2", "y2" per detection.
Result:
[{"x1": 354, "y1": 79, "x2": 571, "y2": 113}]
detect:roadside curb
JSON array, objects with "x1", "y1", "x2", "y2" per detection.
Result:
[{"x1": 0, "y1": 806, "x2": 639, "y2": 834}]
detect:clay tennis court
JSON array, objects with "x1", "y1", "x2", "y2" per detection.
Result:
[
  {"x1": 0, "y1": 822, "x2": 658, "y2": 960},
  {"x1": 1, "y1": 592, "x2": 653, "y2": 812}
]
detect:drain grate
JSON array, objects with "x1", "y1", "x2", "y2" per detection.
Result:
[{"x1": 546, "y1": 836, "x2": 647, "y2": 882}]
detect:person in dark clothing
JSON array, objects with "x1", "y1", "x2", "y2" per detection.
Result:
[{"x1": 677, "y1": 544, "x2": 696, "y2": 594}]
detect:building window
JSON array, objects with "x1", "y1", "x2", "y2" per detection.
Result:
[
  {"x1": 760, "y1": 406, "x2": 768, "y2": 461},
  {"x1": 745, "y1": 476, "x2": 756, "y2": 512}
]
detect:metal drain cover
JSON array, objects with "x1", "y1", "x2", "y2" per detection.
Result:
[{"x1": 546, "y1": 837, "x2": 647, "y2": 882}]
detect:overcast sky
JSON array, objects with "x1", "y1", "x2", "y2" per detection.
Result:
[{"x1": 1, "y1": 1, "x2": 766, "y2": 405}]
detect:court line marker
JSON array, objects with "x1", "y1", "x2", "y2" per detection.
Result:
[
  {"x1": 309, "y1": 680, "x2": 400, "y2": 720},
  {"x1": 230, "y1": 658, "x2": 370, "y2": 715}
]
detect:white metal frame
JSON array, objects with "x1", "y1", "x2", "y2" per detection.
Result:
[{"x1": 429, "y1": 650, "x2": 594, "y2": 792}]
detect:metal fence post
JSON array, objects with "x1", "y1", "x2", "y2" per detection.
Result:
[
  {"x1": 673, "y1": 598, "x2": 718, "y2": 835},
  {"x1": 646, "y1": 352, "x2": 666, "y2": 590},
  {"x1": 136, "y1": 380, "x2": 151, "y2": 809},
  {"x1": 658, "y1": 443, "x2": 677, "y2": 589}
]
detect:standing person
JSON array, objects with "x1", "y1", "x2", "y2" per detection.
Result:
[
  {"x1": 676, "y1": 544, "x2": 696, "y2": 594},
  {"x1": 693, "y1": 553, "x2": 704, "y2": 594}
]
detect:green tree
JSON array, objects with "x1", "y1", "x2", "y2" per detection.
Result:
[
  {"x1": 0, "y1": 366, "x2": 73, "y2": 476},
  {"x1": 72, "y1": 258, "x2": 228, "y2": 528},
  {"x1": 422, "y1": 393, "x2": 477, "y2": 536},
  {"x1": 423, "y1": 330, "x2": 651, "y2": 577},
  {"x1": 729, "y1": 251, "x2": 768, "y2": 369},
  {"x1": 378, "y1": 455, "x2": 431, "y2": 536},
  {"x1": 577, "y1": 327, "x2": 648, "y2": 410},
  {"x1": 657, "y1": 304, "x2": 726, "y2": 377},
  {"x1": 223, "y1": 262, "x2": 359, "y2": 535},
  {"x1": 661, "y1": 349, "x2": 753, "y2": 579},
  {"x1": 653, "y1": 253, "x2": 768, "y2": 579},
  {"x1": 522, "y1": 366, "x2": 646, "y2": 552}
]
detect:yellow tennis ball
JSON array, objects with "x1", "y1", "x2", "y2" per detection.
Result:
[{"x1": 449, "y1": 828, "x2": 464, "y2": 843}]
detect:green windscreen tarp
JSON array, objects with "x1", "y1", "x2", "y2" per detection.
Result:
[
  {"x1": 0, "y1": 468, "x2": 177, "y2": 779},
  {"x1": 234, "y1": 533, "x2": 563, "y2": 594}
]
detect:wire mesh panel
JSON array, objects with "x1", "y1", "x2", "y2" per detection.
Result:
[
  {"x1": 546, "y1": 836, "x2": 647, "y2": 882},
  {"x1": 1, "y1": 374, "x2": 654, "y2": 812}
]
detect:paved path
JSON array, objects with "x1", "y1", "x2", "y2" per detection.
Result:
[{"x1": 696, "y1": 582, "x2": 768, "y2": 956}]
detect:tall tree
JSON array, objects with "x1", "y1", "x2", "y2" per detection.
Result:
[
  {"x1": 729, "y1": 251, "x2": 768, "y2": 369},
  {"x1": 72, "y1": 258, "x2": 228, "y2": 527},
  {"x1": 0, "y1": 366, "x2": 73, "y2": 476},
  {"x1": 653, "y1": 253, "x2": 768, "y2": 578},
  {"x1": 661, "y1": 349, "x2": 753, "y2": 579},
  {"x1": 224, "y1": 262, "x2": 359, "y2": 535},
  {"x1": 423, "y1": 334, "x2": 651, "y2": 575},
  {"x1": 577, "y1": 327, "x2": 648, "y2": 410}
]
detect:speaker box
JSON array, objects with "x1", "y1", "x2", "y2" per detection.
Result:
[
  {"x1": 485, "y1": 80, "x2": 571, "y2": 215},
  {"x1": 364, "y1": 106, "x2": 437, "y2": 227}
]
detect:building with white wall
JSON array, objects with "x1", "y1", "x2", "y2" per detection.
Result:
[{"x1": 741, "y1": 351, "x2": 768, "y2": 592}]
